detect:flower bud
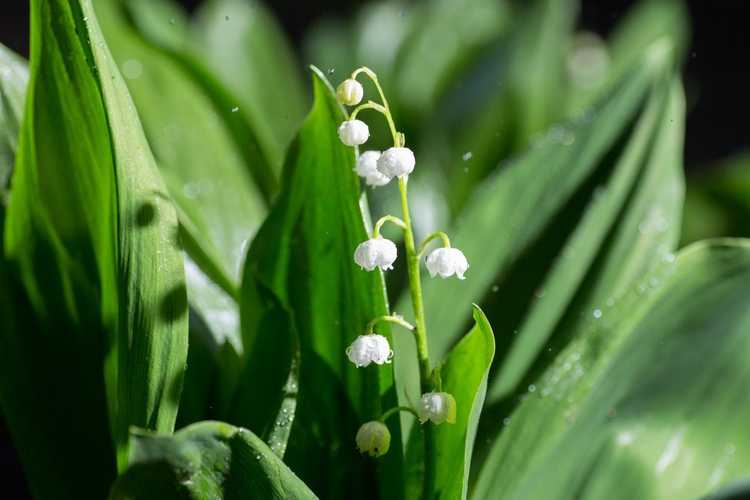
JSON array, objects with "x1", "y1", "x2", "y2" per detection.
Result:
[
  {"x1": 354, "y1": 237, "x2": 397, "y2": 271},
  {"x1": 355, "y1": 421, "x2": 391, "y2": 457},
  {"x1": 418, "y1": 392, "x2": 457, "y2": 425},
  {"x1": 355, "y1": 151, "x2": 390, "y2": 187},
  {"x1": 346, "y1": 334, "x2": 393, "y2": 367},
  {"x1": 338, "y1": 119, "x2": 369, "y2": 146},
  {"x1": 336, "y1": 78, "x2": 364, "y2": 106},
  {"x1": 425, "y1": 247, "x2": 469, "y2": 280},
  {"x1": 377, "y1": 147, "x2": 415, "y2": 178}
]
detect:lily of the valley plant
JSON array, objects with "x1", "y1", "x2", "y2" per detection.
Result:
[{"x1": 338, "y1": 68, "x2": 469, "y2": 460}]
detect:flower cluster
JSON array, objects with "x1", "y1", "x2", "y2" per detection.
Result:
[{"x1": 335, "y1": 67, "x2": 468, "y2": 458}]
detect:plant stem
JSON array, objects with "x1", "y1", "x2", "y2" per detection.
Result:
[
  {"x1": 355, "y1": 65, "x2": 435, "y2": 498},
  {"x1": 366, "y1": 314, "x2": 415, "y2": 334},
  {"x1": 417, "y1": 230, "x2": 452, "y2": 258},
  {"x1": 379, "y1": 405, "x2": 419, "y2": 422},
  {"x1": 398, "y1": 176, "x2": 435, "y2": 498},
  {"x1": 397, "y1": 177, "x2": 431, "y2": 390}
]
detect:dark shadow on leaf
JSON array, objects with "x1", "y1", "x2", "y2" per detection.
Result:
[
  {"x1": 135, "y1": 201, "x2": 157, "y2": 227},
  {"x1": 159, "y1": 282, "x2": 188, "y2": 324}
]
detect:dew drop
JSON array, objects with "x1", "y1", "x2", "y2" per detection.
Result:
[
  {"x1": 231, "y1": 106, "x2": 239, "y2": 113},
  {"x1": 462, "y1": 151, "x2": 473, "y2": 161},
  {"x1": 528, "y1": 384, "x2": 536, "y2": 393},
  {"x1": 592, "y1": 309, "x2": 602, "y2": 319}
]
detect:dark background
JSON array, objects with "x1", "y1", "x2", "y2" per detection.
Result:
[{"x1": 1, "y1": 0, "x2": 749, "y2": 497}]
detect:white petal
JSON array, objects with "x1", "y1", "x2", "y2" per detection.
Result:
[
  {"x1": 377, "y1": 147, "x2": 415, "y2": 178},
  {"x1": 355, "y1": 150, "x2": 381, "y2": 178},
  {"x1": 336, "y1": 79, "x2": 364, "y2": 106},
  {"x1": 338, "y1": 120, "x2": 369, "y2": 146}
]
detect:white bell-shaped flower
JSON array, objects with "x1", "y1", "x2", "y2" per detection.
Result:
[
  {"x1": 355, "y1": 151, "x2": 390, "y2": 187},
  {"x1": 418, "y1": 392, "x2": 457, "y2": 425},
  {"x1": 425, "y1": 247, "x2": 469, "y2": 280},
  {"x1": 346, "y1": 334, "x2": 393, "y2": 367},
  {"x1": 355, "y1": 421, "x2": 391, "y2": 457},
  {"x1": 354, "y1": 237, "x2": 397, "y2": 271},
  {"x1": 336, "y1": 78, "x2": 364, "y2": 106},
  {"x1": 376, "y1": 147, "x2": 415, "y2": 178},
  {"x1": 338, "y1": 119, "x2": 369, "y2": 146}
]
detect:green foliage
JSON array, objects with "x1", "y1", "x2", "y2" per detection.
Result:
[
  {"x1": 474, "y1": 240, "x2": 750, "y2": 499},
  {"x1": 235, "y1": 68, "x2": 404, "y2": 499},
  {"x1": 430, "y1": 306, "x2": 495, "y2": 500},
  {"x1": 0, "y1": 0, "x2": 747, "y2": 499},
  {"x1": 110, "y1": 422, "x2": 317, "y2": 499}
]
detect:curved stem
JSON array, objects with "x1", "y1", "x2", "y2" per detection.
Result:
[
  {"x1": 379, "y1": 405, "x2": 419, "y2": 422},
  {"x1": 417, "y1": 231, "x2": 452, "y2": 258},
  {"x1": 373, "y1": 215, "x2": 406, "y2": 238},
  {"x1": 366, "y1": 315, "x2": 415, "y2": 335},
  {"x1": 351, "y1": 67, "x2": 399, "y2": 144},
  {"x1": 350, "y1": 100, "x2": 386, "y2": 121}
]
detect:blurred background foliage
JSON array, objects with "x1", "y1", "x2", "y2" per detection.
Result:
[{"x1": 1, "y1": 0, "x2": 750, "y2": 498}]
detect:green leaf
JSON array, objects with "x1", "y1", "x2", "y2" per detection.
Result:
[
  {"x1": 94, "y1": 0, "x2": 268, "y2": 410},
  {"x1": 96, "y1": 0, "x2": 267, "y2": 284},
  {"x1": 2, "y1": 0, "x2": 187, "y2": 485},
  {"x1": 394, "y1": 0, "x2": 510, "y2": 118},
  {"x1": 488, "y1": 73, "x2": 684, "y2": 401},
  {"x1": 110, "y1": 421, "x2": 318, "y2": 500},
  {"x1": 122, "y1": 0, "x2": 279, "y2": 204},
  {"x1": 395, "y1": 42, "x2": 683, "y2": 413},
  {"x1": 235, "y1": 67, "x2": 404, "y2": 499},
  {"x1": 473, "y1": 239, "x2": 750, "y2": 499},
  {"x1": 429, "y1": 305, "x2": 495, "y2": 500},
  {"x1": 191, "y1": 0, "x2": 308, "y2": 172},
  {"x1": 443, "y1": 0, "x2": 577, "y2": 212},
  {"x1": 0, "y1": 43, "x2": 27, "y2": 197}
]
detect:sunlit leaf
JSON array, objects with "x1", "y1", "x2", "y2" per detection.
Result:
[
  {"x1": 395, "y1": 42, "x2": 681, "y2": 416},
  {"x1": 1, "y1": 6, "x2": 187, "y2": 498},
  {"x1": 473, "y1": 240, "x2": 750, "y2": 499},
  {"x1": 192, "y1": 0, "x2": 308, "y2": 172},
  {"x1": 428, "y1": 305, "x2": 494, "y2": 500},
  {"x1": 0, "y1": 43, "x2": 27, "y2": 197},
  {"x1": 235, "y1": 67, "x2": 404, "y2": 499}
]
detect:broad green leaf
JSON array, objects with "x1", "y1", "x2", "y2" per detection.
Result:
[
  {"x1": 429, "y1": 306, "x2": 495, "y2": 500},
  {"x1": 110, "y1": 421, "x2": 317, "y2": 500},
  {"x1": 488, "y1": 73, "x2": 684, "y2": 401},
  {"x1": 96, "y1": 0, "x2": 267, "y2": 284},
  {"x1": 192, "y1": 0, "x2": 308, "y2": 172},
  {"x1": 235, "y1": 67, "x2": 403, "y2": 499},
  {"x1": 0, "y1": 44, "x2": 27, "y2": 197},
  {"x1": 681, "y1": 152, "x2": 750, "y2": 245},
  {"x1": 94, "y1": 0, "x2": 267, "y2": 396},
  {"x1": 2, "y1": 0, "x2": 187, "y2": 485},
  {"x1": 473, "y1": 239, "x2": 750, "y2": 499},
  {"x1": 395, "y1": 42, "x2": 680, "y2": 411},
  {"x1": 444, "y1": 0, "x2": 577, "y2": 212},
  {"x1": 395, "y1": 0, "x2": 509, "y2": 119},
  {"x1": 122, "y1": 0, "x2": 279, "y2": 204}
]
